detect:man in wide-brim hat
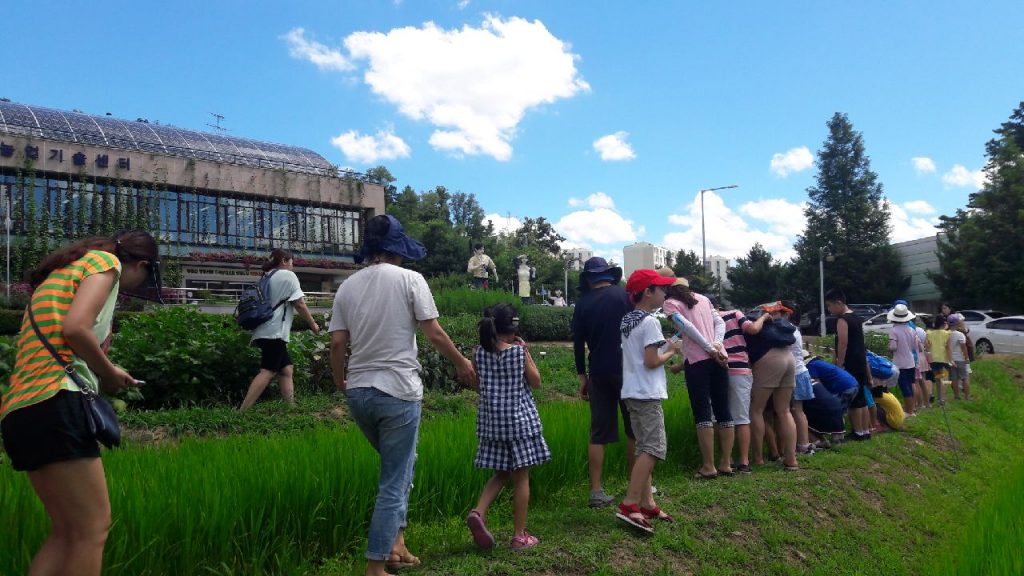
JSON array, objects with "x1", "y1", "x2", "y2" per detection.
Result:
[{"x1": 571, "y1": 257, "x2": 634, "y2": 508}]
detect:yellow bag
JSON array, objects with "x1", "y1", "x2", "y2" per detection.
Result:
[{"x1": 876, "y1": 392, "x2": 905, "y2": 430}]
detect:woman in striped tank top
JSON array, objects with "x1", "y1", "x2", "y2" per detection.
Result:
[{"x1": 1, "y1": 230, "x2": 159, "y2": 576}]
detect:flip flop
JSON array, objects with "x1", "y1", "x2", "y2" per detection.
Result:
[
  {"x1": 466, "y1": 510, "x2": 495, "y2": 550},
  {"x1": 385, "y1": 551, "x2": 421, "y2": 571},
  {"x1": 693, "y1": 470, "x2": 718, "y2": 480},
  {"x1": 641, "y1": 506, "x2": 675, "y2": 523},
  {"x1": 615, "y1": 503, "x2": 654, "y2": 534}
]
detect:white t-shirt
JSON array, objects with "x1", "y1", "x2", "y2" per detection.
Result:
[
  {"x1": 790, "y1": 329, "x2": 808, "y2": 375},
  {"x1": 949, "y1": 330, "x2": 967, "y2": 362},
  {"x1": 328, "y1": 263, "x2": 439, "y2": 401},
  {"x1": 250, "y1": 269, "x2": 304, "y2": 342},
  {"x1": 620, "y1": 312, "x2": 669, "y2": 400}
]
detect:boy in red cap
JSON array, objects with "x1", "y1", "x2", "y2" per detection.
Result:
[{"x1": 615, "y1": 269, "x2": 679, "y2": 533}]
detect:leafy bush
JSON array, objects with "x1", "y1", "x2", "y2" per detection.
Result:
[
  {"x1": 0, "y1": 335, "x2": 16, "y2": 396},
  {"x1": 519, "y1": 305, "x2": 573, "y2": 341},
  {"x1": 814, "y1": 332, "x2": 890, "y2": 357},
  {"x1": 109, "y1": 306, "x2": 259, "y2": 408},
  {"x1": 0, "y1": 309, "x2": 23, "y2": 335}
]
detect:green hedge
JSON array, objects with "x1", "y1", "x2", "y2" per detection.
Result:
[
  {"x1": 0, "y1": 310, "x2": 22, "y2": 335},
  {"x1": 815, "y1": 332, "x2": 890, "y2": 357},
  {"x1": 518, "y1": 305, "x2": 573, "y2": 341},
  {"x1": 432, "y1": 287, "x2": 520, "y2": 317}
]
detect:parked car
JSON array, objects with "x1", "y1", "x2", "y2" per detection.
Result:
[
  {"x1": 801, "y1": 304, "x2": 883, "y2": 335},
  {"x1": 863, "y1": 312, "x2": 934, "y2": 336},
  {"x1": 958, "y1": 309, "x2": 1007, "y2": 326},
  {"x1": 970, "y1": 316, "x2": 1024, "y2": 355}
]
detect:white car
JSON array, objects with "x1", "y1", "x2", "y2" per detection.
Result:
[
  {"x1": 958, "y1": 309, "x2": 1007, "y2": 326},
  {"x1": 863, "y1": 312, "x2": 934, "y2": 335},
  {"x1": 970, "y1": 316, "x2": 1024, "y2": 355}
]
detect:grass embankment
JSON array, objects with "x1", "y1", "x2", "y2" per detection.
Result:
[
  {"x1": 1, "y1": 358, "x2": 1021, "y2": 575},
  {"x1": 317, "y1": 358, "x2": 1024, "y2": 576}
]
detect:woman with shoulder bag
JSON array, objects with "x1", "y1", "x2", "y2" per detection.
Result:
[{"x1": 1, "y1": 230, "x2": 160, "y2": 576}]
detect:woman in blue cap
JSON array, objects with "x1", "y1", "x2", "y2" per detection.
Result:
[{"x1": 328, "y1": 215, "x2": 477, "y2": 576}]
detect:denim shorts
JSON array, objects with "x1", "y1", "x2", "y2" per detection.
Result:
[
  {"x1": 793, "y1": 371, "x2": 815, "y2": 401},
  {"x1": 897, "y1": 368, "x2": 917, "y2": 398}
]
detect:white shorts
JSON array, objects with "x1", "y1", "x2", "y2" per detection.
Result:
[{"x1": 727, "y1": 373, "x2": 753, "y2": 425}]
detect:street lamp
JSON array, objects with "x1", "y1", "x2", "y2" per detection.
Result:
[
  {"x1": 699, "y1": 185, "x2": 738, "y2": 273},
  {"x1": 2, "y1": 192, "x2": 10, "y2": 301},
  {"x1": 818, "y1": 247, "x2": 835, "y2": 337}
]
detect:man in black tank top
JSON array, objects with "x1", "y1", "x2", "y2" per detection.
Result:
[{"x1": 826, "y1": 289, "x2": 873, "y2": 441}]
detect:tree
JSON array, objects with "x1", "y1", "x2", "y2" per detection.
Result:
[
  {"x1": 512, "y1": 217, "x2": 565, "y2": 256},
  {"x1": 727, "y1": 243, "x2": 784, "y2": 308},
  {"x1": 671, "y1": 249, "x2": 716, "y2": 294},
  {"x1": 366, "y1": 165, "x2": 398, "y2": 205},
  {"x1": 789, "y1": 113, "x2": 909, "y2": 306},
  {"x1": 931, "y1": 101, "x2": 1024, "y2": 311}
]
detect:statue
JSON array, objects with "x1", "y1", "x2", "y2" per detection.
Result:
[
  {"x1": 514, "y1": 255, "x2": 536, "y2": 304},
  {"x1": 466, "y1": 242, "x2": 498, "y2": 289},
  {"x1": 547, "y1": 289, "x2": 566, "y2": 307}
]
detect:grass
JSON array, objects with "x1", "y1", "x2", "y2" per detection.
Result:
[
  {"x1": 313, "y1": 357, "x2": 1024, "y2": 576},
  {"x1": 2, "y1": 358, "x2": 1021, "y2": 575}
]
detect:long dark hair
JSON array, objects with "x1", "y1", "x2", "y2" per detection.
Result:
[
  {"x1": 478, "y1": 303, "x2": 519, "y2": 353},
  {"x1": 363, "y1": 215, "x2": 394, "y2": 260},
  {"x1": 262, "y1": 248, "x2": 294, "y2": 272},
  {"x1": 669, "y1": 284, "x2": 698, "y2": 308},
  {"x1": 27, "y1": 230, "x2": 158, "y2": 288},
  {"x1": 781, "y1": 299, "x2": 801, "y2": 325}
]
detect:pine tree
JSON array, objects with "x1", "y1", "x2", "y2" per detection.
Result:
[
  {"x1": 671, "y1": 249, "x2": 716, "y2": 294},
  {"x1": 931, "y1": 101, "x2": 1024, "y2": 310},
  {"x1": 790, "y1": 113, "x2": 908, "y2": 306}
]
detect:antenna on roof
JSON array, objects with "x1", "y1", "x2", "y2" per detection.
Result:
[{"x1": 206, "y1": 113, "x2": 228, "y2": 132}]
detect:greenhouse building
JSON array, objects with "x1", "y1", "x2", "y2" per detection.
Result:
[{"x1": 0, "y1": 99, "x2": 385, "y2": 295}]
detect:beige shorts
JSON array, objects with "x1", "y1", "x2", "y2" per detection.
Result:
[
  {"x1": 752, "y1": 348, "x2": 796, "y2": 390},
  {"x1": 623, "y1": 399, "x2": 667, "y2": 460}
]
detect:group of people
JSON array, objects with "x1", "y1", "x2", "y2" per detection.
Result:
[{"x1": 0, "y1": 215, "x2": 979, "y2": 576}]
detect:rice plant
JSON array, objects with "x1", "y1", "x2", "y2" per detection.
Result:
[{"x1": 0, "y1": 389, "x2": 697, "y2": 575}]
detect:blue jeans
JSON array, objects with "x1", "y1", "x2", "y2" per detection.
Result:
[{"x1": 346, "y1": 386, "x2": 422, "y2": 562}]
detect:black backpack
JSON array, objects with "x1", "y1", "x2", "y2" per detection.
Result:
[{"x1": 235, "y1": 270, "x2": 288, "y2": 330}]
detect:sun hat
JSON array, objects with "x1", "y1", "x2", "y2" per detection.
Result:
[
  {"x1": 886, "y1": 303, "x2": 916, "y2": 323},
  {"x1": 947, "y1": 313, "x2": 963, "y2": 326},
  {"x1": 355, "y1": 215, "x2": 427, "y2": 263},
  {"x1": 625, "y1": 269, "x2": 676, "y2": 295},
  {"x1": 580, "y1": 256, "x2": 622, "y2": 286},
  {"x1": 655, "y1": 266, "x2": 689, "y2": 288}
]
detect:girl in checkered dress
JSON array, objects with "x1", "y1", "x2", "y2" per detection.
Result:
[{"x1": 466, "y1": 303, "x2": 550, "y2": 551}]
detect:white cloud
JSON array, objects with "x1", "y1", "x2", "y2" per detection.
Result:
[
  {"x1": 556, "y1": 208, "x2": 640, "y2": 247},
  {"x1": 911, "y1": 156, "x2": 936, "y2": 174},
  {"x1": 282, "y1": 28, "x2": 353, "y2": 72},
  {"x1": 338, "y1": 16, "x2": 589, "y2": 161},
  {"x1": 888, "y1": 201, "x2": 940, "y2": 243},
  {"x1": 769, "y1": 146, "x2": 814, "y2": 177},
  {"x1": 942, "y1": 164, "x2": 987, "y2": 189},
  {"x1": 739, "y1": 198, "x2": 807, "y2": 235},
  {"x1": 567, "y1": 192, "x2": 615, "y2": 210},
  {"x1": 592, "y1": 132, "x2": 636, "y2": 161},
  {"x1": 664, "y1": 192, "x2": 800, "y2": 262},
  {"x1": 330, "y1": 129, "x2": 411, "y2": 164},
  {"x1": 457, "y1": 0, "x2": 471, "y2": 8},
  {"x1": 902, "y1": 200, "x2": 936, "y2": 215},
  {"x1": 482, "y1": 213, "x2": 522, "y2": 235}
]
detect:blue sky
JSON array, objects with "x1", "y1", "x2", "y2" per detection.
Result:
[{"x1": 5, "y1": 1, "x2": 1023, "y2": 265}]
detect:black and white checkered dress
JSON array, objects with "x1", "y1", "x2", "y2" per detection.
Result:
[{"x1": 474, "y1": 345, "x2": 551, "y2": 471}]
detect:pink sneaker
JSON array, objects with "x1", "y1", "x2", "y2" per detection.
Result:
[
  {"x1": 466, "y1": 510, "x2": 495, "y2": 550},
  {"x1": 510, "y1": 532, "x2": 539, "y2": 551}
]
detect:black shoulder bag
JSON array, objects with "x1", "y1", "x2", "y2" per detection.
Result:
[{"x1": 27, "y1": 307, "x2": 122, "y2": 448}]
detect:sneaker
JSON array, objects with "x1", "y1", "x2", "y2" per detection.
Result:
[
  {"x1": 851, "y1": 432, "x2": 872, "y2": 442},
  {"x1": 735, "y1": 463, "x2": 753, "y2": 474},
  {"x1": 511, "y1": 532, "x2": 540, "y2": 551},
  {"x1": 588, "y1": 490, "x2": 615, "y2": 508},
  {"x1": 796, "y1": 444, "x2": 815, "y2": 455}
]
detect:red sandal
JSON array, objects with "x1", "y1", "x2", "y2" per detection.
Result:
[
  {"x1": 640, "y1": 505, "x2": 675, "y2": 523},
  {"x1": 615, "y1": 502, "x2": 654, "y2": 534}
]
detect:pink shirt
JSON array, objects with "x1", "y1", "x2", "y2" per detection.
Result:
[
  {"x1": 664, "y1": 294, "x2": 720, "y2": 363},
  {"x1": 888, "y1": 323, "x2": 917, "y2": 369}
]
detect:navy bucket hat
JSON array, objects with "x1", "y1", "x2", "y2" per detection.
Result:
[
  {"x1": 355, "y1": 214, "x2": 428, "y2": 263},
  {"x1": 578, "y1": 256, "x2": 623, "y2": 290}
]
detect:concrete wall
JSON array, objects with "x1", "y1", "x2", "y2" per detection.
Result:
[{"x1": 893, "y1": 234, "x2": 943, "y2": 311}]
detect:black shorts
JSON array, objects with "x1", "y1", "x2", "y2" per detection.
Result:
[
  {"x1": 588, "y1": 373, "x2": 634, "y2": 444},
  {"x1": 254, "y1": 338, "x2": 293, "y2": 372},
  {"x1": 1, "y1": 390, "x2": 101, "y2": 472},
  {"x1": 849, "y1": 370, "x2": 872, "y2": 408}
]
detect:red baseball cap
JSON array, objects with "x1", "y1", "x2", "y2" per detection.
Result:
[{"x1": 625, "y1": 269, "x2": 676, "y2": 294}]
